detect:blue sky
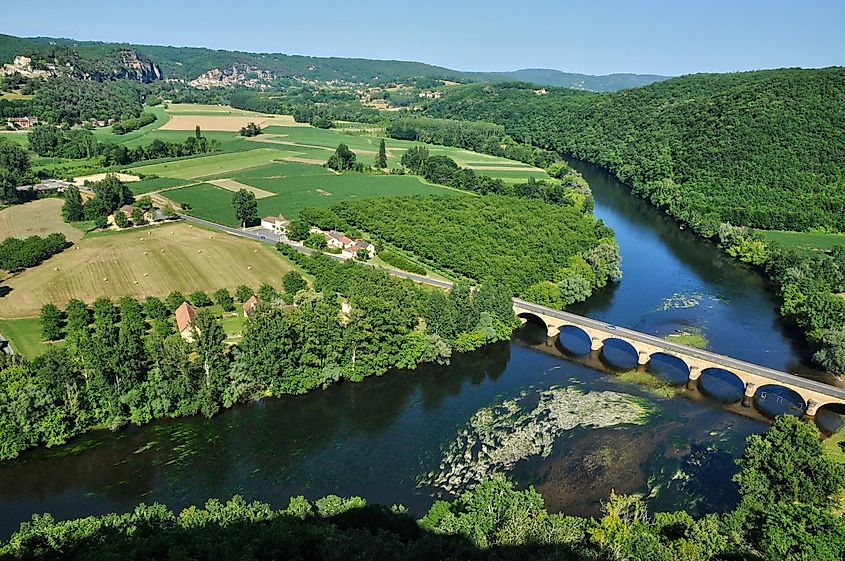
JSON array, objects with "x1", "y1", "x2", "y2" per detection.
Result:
[{"x1": 1, "y1": 0, "x2": 842, "y2": 76}]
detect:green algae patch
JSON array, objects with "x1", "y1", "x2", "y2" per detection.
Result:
[
  {"x1": 616, "y1": 370, "x2": 677, "y2": 399},
  {"x1": 420, "y1": 386, "x2": 654, "y2": 494}
]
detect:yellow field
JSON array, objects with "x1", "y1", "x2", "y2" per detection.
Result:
[
  {"x1": 207, "y1": 178, "x2": 275, "y2": 199},
  {"x1": 73, "y1": 172, "x2": 140, "y2": 186},
  {"x1": 0, "y1": 222, "x2": 296, "y2": 318},
  {"x1": 159, "y1": 104, "x2": 305, "y2": 132},
  {"x1": 0, "y1": 199, "x2": 85, "y2": 243}
]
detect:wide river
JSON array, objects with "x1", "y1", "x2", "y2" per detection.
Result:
[{"x1": 0, "y1": 160, "x2": 841, "y2": 537}]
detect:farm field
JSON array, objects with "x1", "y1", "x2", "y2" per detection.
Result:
[
  {"x1": 158, "y1": 103, "x2": 306, "y2": 132},
  {"x1": 165, "y1": 171, "x2": 461, "y2": 225},
  {"x1": 0, "y1": 198, "x2": 85, "y2": 243},
  {"x1": 130, "y1": 148, "x2": 289, "y2": 180},
  {"x1": 0, "y1": 131, "x2": 30, "y2": 146},
  {"x1": 0, "y1": 317, "x2": 49, "y2": 357},
  {"x1": 92, "y1": 105, "x2": 169, "y2": 143},
  {"x1": 758, "y1": 229, "x2": 845, "y2": 253},
  {"x1": 0, "y1": 222, "x2": 297, "y2": 319},
  {"x1": 129, "y1": 176, "x2": 191, "y2": 195}
]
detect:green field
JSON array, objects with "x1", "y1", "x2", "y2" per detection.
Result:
[
  {"x1": 0, "y1": 317, "x2": 51, "y2": 357},
  {"x1": 166, "y1": 171, "x2": 463, "y2": 225},
  {"x1": 0, "y1": 198, "x2": 86, "y2": 243},
  {"x1": 130, "y1": 148, "x2": 289, "y2": 180},
  {"x1": 130, "y1": 176, "x2": 192, "y2": 195},
  {"x1": 92, "y1": 105, "x2": 170, "y2": 143},
  {"x1": 758, "y1": 229, "x2": 845, "y2": 253}
]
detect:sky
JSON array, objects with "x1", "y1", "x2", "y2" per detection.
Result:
[{"x1": 1, "y1": 0, "x2": 843, "y2": 76}]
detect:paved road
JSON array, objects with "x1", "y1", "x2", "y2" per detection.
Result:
[{"x1": 182, "y1": 214, "x2": 845, "y2": 400}]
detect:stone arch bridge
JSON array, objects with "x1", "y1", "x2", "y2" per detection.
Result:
[{"x1": 513, "y1": 299, "x2": 845, "y2": 418}]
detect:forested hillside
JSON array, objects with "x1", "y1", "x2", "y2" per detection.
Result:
[
  {"x1": 425, "y1": 68, "x2": 845, "y2": 235},
  {"x1": 0, "y1": 34, "x2": 664, "y2": 90}
]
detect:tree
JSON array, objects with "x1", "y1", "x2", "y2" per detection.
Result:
[
  {"x1": 258, "y1": 283, "x2": 278, "y2": 303},
  {"x1": 239, "y1": 122, "x2": 261, "y2": 137},
  {"x1": 304, "y1": 232, "x2": 326, "y2": 250},
  {"x1": 142, "y1": 296, "x2": 169, "y2": 320},
  {"x1": 191, "y1": 309, "x2": 227, "y2": 417},
  {"x1": 232, "y1": 189, "x2": 258, "y2": 228},
  {"x1": 114, "y1": 210, "x2": 129, "y2": 228},
  {"x1": 400, "y1": 145, "x2": 428, "y2": 174},
  {"x1": 64, "y1": 299, "x2": 90, "y2": 334},
  {"x1": 735, "y1": 414, "x2": 845, "y2": 510},
  {"x1": 195, "y1": 125, "x2": 201, "y2": 139},
  {"x1": 282, "y1": 271, "x2": 307, "y2": 295},
  {"x1": 61, "y1": 186, "x2": 85, "y2": 222},
  {"x1": 40, "y1": 303, "x2": 63, "y2": 341},
  {"x1": 235, "y1": 285, "x2": 253, "y2": 302},
  {"x1": 214, "y1": 288, "x2": 235, "y2": 312},
  {"x1": 326, "y1": 144, "x2": 356, "y2": 172},
  {"x1": 286, "y1": 220, "x2": 310, "y2": 241},
  {"x1": 376, "y1": 138, "x2": 387, "y2": 168},
  {"x1": 131, "y1": 206, "x2": 145, "y2": 226},
  {"x1": 814, "y1": 329, "x2": 845, "y2": 376},
  {"x1": 166, "y1": 291, "x2": 186, "y2": 312},
  {"x1": 190, "y1": 291, "x2": 213, "y2": 307}
]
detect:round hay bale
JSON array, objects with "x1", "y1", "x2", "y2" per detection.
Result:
[
  {"x1": 54, "y1": 267, "x2": 59, "y2": 271},
  {"x1": 197, "y1": 250, "x2": 202, "y2": 253},
  {"x1": 161, "y1": 249, "x2": 165, "y2": 252},
  {"x1": 103, "y1": 277, "x2": 108, "y2": 281},
  {"x1": 248, "y1": 266, "x2": 252, "y2": 270},
  {"x1": 143, "y1": 251, "x2": 148, "y2": 255},
  {"x1": 133, "y1": 281, "x2": 138, "y2": 284},
  {"x1": 144, "y1": 273, "x2": 148, "y2": 277}
]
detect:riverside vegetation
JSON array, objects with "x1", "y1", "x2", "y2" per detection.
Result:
[
  {"x1": 1, "y1": 415, "x2": 842, "y2": 561},
  {"x1": 0, "y1": 245, "x2": 519, "y2": 460}
]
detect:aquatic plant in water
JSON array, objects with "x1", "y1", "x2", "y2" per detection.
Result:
[{"x1": 420, "y1": 386, "x2": 653, "y2": 494}]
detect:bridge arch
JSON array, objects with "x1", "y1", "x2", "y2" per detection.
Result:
[
  {"x1": 752, "y1": 384, "x2": 806, "y2": 417},
  {"x1": 698, "y1": 368, "x2": 745, "y2": 403},
  {"x1": 813, "y1": 402, "x2": 845, "y2": 434},
  {"x1": 558, "y1": 325, "x2": 592, "y2": 355},
  {"x1": 601, "y1": 338, "x2": 639, "y2": 370},
  {"x1": 647, "y1": 352, "x2": 690, "y2": 385}
]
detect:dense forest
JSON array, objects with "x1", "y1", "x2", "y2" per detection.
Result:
[
  {"x1": 424, "y1": 68, "x2": 845, "y2": 235},
  {"x1": 309, "y1": 195, "x2": 619, "y2": 307},
  {"x1": 2, "y1": 415, "x2": 842, "y2": 561},
  {"x1": 0, "y1": 246, "x2": 518, "y2": 460}
]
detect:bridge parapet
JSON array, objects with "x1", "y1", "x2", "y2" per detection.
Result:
[{"x1": 512, "y1": 301, "x2": 845, "y2": 417}]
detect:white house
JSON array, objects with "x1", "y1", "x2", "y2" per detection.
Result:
[
  {"x1": 326, "y1": 230, "x2": 353, "y2": 250},
  {"x1": 341, "y1": 239, "x2": 376, "y2": 259},
  {"x1": 260, "y1": 214, "x2": 290, "y2": 233}
]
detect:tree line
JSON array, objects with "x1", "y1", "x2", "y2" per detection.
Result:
[
  {"x1": 28, "y1": 124, "x2": 217, "y2": 166},
  {"x1": 2, "y1": 415, "x2": 842, "y2": 561},
  {"x1": 111, "y1": 111, "x2": 157, "y2": 135},
  {"x1": 0, "y1": 248, "x2": 518, "y2": 460},
  {"x1": 0, "y1": 233, "x2": 68, "y2": 272}
]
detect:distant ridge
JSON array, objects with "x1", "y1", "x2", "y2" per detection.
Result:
[{"x1": 0, "y1": 33, "x2": 669, "y2": 92}]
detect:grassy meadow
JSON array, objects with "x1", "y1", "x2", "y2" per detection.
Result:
[
  {"x1": 0, "y1": 198, "x2": 85, "y2": 243},
  {"x1": 0, "y1": 317, "x2": 50, "y2": 357},
  {"x1": 0, "y1": 222, "x2": 296, "y2": 319},
  {"x1": 758, "y1": 229, "x2": 845, "y2": 253}
]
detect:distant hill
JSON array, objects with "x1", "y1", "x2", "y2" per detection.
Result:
[
  {"x1": 424, "y1": 67, "x2": 845, "y2": 234},
  {"x1": 467, "y1": 69, "x2": 667, "y2": 91},
  {"x1": 0, "y1": 34, "x2": 667, "y2": 91}
]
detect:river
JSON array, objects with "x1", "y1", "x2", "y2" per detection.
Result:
[{"x1": 0, "y1": 160, "x2": 840, "y2": 537}]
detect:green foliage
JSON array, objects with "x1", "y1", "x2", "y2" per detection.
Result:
[
  {"x1": 326, "y1": 143, "x2": 357, "y2": 172},
  {"x1": 0, "y1": 232, "x2": 69, "y2": 272},
  {"x1": 239, "y1": 122, "x2": 261, "y2": 137},
  {"x1": 213, "y1": 288, "x2": 235, "y2": 312},
  {"x1": 39, "y1": 303, "x2": 63, "y2": 341},
  {"x1": 378, "y1": 250, "x2": 426, "y2": 275},
  {"x1": 61, "y1": 186, "x2": 85, "y2": 222},
  {"x1": 235, "y1": 285, "x2": 253, "y2": 303},
  {"x1": 376, "y1": 138, "x2": 387, "y2": 168},
  {"x1": 281, "y1": 271, "x2": 307, "y2": 296},
  {"x1": 332, "y1": 195, "x2": 610, "y2": 304},
  {"x1": 111, "y1": 111, "x2": 157, "y2": 135},
  {"x1": 734, "y1": 415, "x2": 845, "y2": 511},
  {"x1": 165, "y1": 291, "x2": 186, "y2": 311},
  {"x1": 427, "y1": 69, "x2": 845, "y2": 234},
  {"x1": 286, "y1": 219, "x2": 310, "y2": 241},
  {"x1": 190, "y1": 290, "x2": 213, "y2": 308},
  {"x1": 231, "y1": 188, "x2": 258, "y2": 227}
]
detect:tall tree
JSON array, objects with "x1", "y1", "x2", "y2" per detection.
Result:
[
  {"x1": 376, "y1": 138, "x2": 387, "y2": 168},
  {"x1": 40, "y1": 303, "x2": 63, "y2": 341},
  {"x1": 232, "y1": 189, "x2": 258, "y2": 228},
  {"x1": 61, "y1": 185, "x2": 85, "y2": 222}
]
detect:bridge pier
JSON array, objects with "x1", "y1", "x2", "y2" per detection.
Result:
[
  {"x1": 805, "y1": 400, "x2": 820, "y2": 418},
  {"x1": 686, "y1": 366, "x2": 701, "y2": 390},
  {"x1": 637, "y1": 351, "x2": 651, "y2": 367},
  {"x1": 741, "y1": 382, "x2": 757, "y2": 408},
  {"x1": 547, "y1": 326, "x2": 560, "y2": 340},
  {"x1": 591, "y1": 337, "x2": 604, "y2": 352}
]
